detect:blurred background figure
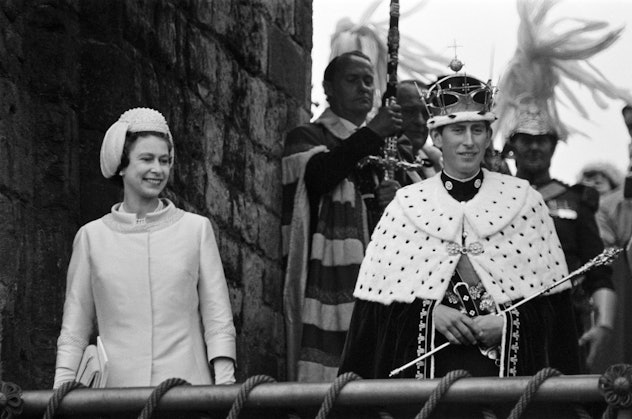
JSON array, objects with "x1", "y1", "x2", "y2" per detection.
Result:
[
  {"x1": 578, "y1": 162, "x2": 623, "y2": 198},
  {"x1": 594, "y1": 104, "x2": 632, "y2": 372}
]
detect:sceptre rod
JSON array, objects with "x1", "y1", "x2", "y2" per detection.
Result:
[{"x1": 388, "y1": 247, "x2": 622, "y2": 377}]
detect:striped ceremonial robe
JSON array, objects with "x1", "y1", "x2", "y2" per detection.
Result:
[{"x1": 282, "y1": 108, "x2": 374, "y2": 382}]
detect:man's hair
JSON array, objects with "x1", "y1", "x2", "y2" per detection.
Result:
[{"x1": 323, "y1": 50, "x2": 372, "y2": 82}]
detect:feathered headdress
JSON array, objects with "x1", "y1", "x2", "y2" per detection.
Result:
[
  {"x1": 494, "y1": 0, "x2": 632, "y2": 142},
  {"x1": 329, "y1": 0, "x2": 449, "y2": 108}
]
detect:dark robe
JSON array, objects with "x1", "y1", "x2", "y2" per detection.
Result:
[{"x1": 339, "y1": 171, "x2": 554, "y2": 380}]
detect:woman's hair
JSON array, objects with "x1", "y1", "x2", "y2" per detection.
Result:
[{"x1": 109, "y1": 130, "x2": 172, "y2": 188}]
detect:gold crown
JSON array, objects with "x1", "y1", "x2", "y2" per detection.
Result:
[{"x1": 425, "y1": 74, "x2": 496, "y2": 128}]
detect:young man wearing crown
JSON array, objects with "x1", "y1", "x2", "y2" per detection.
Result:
[
  {"x1": 508, "y1": 110, "x2": 616, "y2": 374},
  {"x1": 339, "y1": 74, "x2": 569, "y2": 381}
]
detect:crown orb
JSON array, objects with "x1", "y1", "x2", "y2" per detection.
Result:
[{"x1": 449, "y1": 58, "x2": 464, "y2": 72}]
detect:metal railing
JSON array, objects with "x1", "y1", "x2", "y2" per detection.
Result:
[{"x1": 2, "y1": 365, "x2": 632, "y2": 418}]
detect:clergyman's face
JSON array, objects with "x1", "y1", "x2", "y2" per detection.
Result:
[
  {"x1": 431, "y1": 121, "x2": 490, "y2": 179},
  {"x1": 323, "y1": 55, "x2": 374, "y2": 123},
  {"x1": 511, "y1": 133, "x2": 556, "y2": 176},
  {"x1": 397, "y1": 83, "x2": 429, "y2": 150}
]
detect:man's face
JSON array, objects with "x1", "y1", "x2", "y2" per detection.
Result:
[
  {"x1": 397, "y1": 83, "x2": 429, "y2": 150},
  {"x1": 323, "y1": 55, "x2": 374, "y2": 122},
  {"x1": 511, "y1": 133, "x2": 556, "y2": 175},
  {"x1": 431, "y1": 121, "x2": 490, "y2": 179}
]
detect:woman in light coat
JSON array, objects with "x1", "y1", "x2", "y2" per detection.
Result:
[{"x1": 54, "y1": 108, "x2": 236, "y2": 388}]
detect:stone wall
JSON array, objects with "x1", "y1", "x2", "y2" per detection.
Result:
[{"x1": 0, "y1": 0, "x2": 312, "y2": 388}]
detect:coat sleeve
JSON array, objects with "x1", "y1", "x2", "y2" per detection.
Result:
[
  {"x1": 198, "y1": 219, "x2": 237, "y2": 367},
  {"x1": 54, "y1": 227, "x2": 96, "y2": 388}
]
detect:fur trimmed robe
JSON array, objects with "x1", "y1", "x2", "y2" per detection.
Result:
[{"x1": 340, "y1": 170, "x2": 570, "y2": 379}]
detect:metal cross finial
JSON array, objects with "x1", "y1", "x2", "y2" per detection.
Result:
[
  {"x1": 449, "y1": 39, "x2": 462, "y2": 58},
  {"x1": 448, "y1": 39, "x2": 464, "y2": 72}
]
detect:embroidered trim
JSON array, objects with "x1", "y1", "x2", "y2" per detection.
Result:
[{"x1": 416, "y1": 299, "x2": 435, "y2": 379}]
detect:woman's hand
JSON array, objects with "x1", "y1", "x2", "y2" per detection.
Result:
[
  {"x1": 472, "y1": 314, "x2": 504, "y2": 348},
  {"x1": 433, "y1": 304, "x2": 480, "y2": 345}
]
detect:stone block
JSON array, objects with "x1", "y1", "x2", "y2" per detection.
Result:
[
  {"x1": 202, "y1": 112, "x2": 225, "y2": 167},
  {"x1": 267, "y1": 23, "x2": 308, "y2": 104},
  {"x1": 229, "y1": 6, "x2": 267, "y2": 74},
  {"x1": 263, "y1": 90, "x2": 288, "y2": 156},
  {"x1": 79, "y1": 42, "x2": 139, "y2": 130},
  {"x1": 218, "y1": 124, "x2": 245, "y2": 189},
  {"x1": 246, "y1": 149, "x2": 282, "y2": 213},
  {"x1": 232, "y1": 193, "x2": 258, "y2": 246},
  {"x1": 154, "y1": 2, "x2": 178, "y2": 68},
  {"x1": 205, "y1": 169, "x2": 232, "y2": 227},
  {"x1": 262, "y1": 260, "x2": 283, "y2": 312},
  {"x1": 217, "y1": 232, "x2": 242, "y2": 288},
  {"x1": 185, "y1": 26, "x2": 218, "y2": 87},
  {"x1": 214, "y1": 48, "x2": 236, "y2": 114},
  {"x1": 191, "y1": 0, "x2": 231, "y2": 35},
  {"x1": 257, "y1": 206, "x2": 281, "y2": 260},
  {"x1": 294, "y1": 0, "x2": 313, "y2": 50}
]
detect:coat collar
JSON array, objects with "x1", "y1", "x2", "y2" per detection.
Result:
[{"x1": 313, "y1": 107, "x2": 363, "y2": 140}]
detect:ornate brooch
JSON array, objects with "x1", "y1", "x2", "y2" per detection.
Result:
[{"x1": 446, "y1": 241, "x2": 484, "y2": 256}]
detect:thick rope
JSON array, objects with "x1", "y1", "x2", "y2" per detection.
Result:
[
  {"x1": 415, "y1": 369, "x2": 471, "y2": 419},
  {"x1": 601, "y1": 406, "x2": 617, "y2": 419},
  {"x1": 507, "y1": 368, "x2": 561, "y2": 419},
  {"x1": 481, "y1": 407, "x2": 498, "y2": 419},
  {"x1": 43, "y1": 381, "x2": 86, "y2": 419},
  {"x1": 314, "y1": 372, "x2": 362, "y2": 419},
  {"x1": 136, "y1": 377, "x2": 190, "y2": 419},
  {"x1": 226, "y1": 374, "x2": 276, "y2": 419}
]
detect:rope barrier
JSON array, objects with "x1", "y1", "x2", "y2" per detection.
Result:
[
  {"x1": 414, "y1": 369, "x2": 471, "y2": 419},
  {"x1": 225, "y1": 374, "x2": 276, "y2": 419},
  {"x1": 136, "y1": 377, "x2": 190, "y2": 419},
  {"x1": 481, "y1": 407, "x2": 498, "y2": 419},
  {"x1": 42, "y1": 381, "x2": 85, "y2": 419},
  {"x1": 314, "y1": 372, "x2": 362, "y2": 419},
  {"x1": 506, "y1": 368, "x2": 561, "y2": 419}
]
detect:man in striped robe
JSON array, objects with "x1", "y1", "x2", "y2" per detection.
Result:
[{"x1": 282, "y1": 51, "x2": 403, "y2": 382}]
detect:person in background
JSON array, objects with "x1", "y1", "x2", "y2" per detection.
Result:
[
  {"x1": 594, "y1": 103, "x2": 632, "y2": 370},
  {"x1": 396, "y1": 80, "x2": 442, "y2": 182},
  {"x1": 509, "y1": 126, "x2": 615, "y2": 373},
  {"x1": 282, "y1": 51, "x2": 402, "y2": 382},
  {"x1": 54, "y1": 108, "x2": 236, "y2": 388},
  {"x1": 578, "y1": 161, "x2": 623, "y2": 198}
]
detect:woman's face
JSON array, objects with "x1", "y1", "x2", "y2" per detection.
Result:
[{"x1": 121, "y1": 134, "x2": 171, "y2": 203}]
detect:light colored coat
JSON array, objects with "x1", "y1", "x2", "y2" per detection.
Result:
[{"x1": 55, "y1": 199, "x2": 236, "y2": 387}]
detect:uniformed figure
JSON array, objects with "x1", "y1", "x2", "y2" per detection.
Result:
[
  {"x1": 509, "y1": 129, "x2": 616, "y2": 373},
  {"x1": 339, "y1": 74, "x2": 569, "y2": 386},
  {"x1": 395, "y1": 80, "x2": 442, "y2": 184}
]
